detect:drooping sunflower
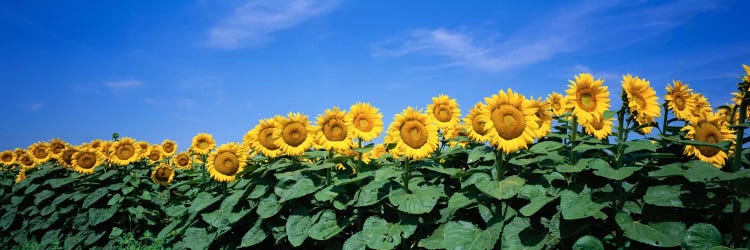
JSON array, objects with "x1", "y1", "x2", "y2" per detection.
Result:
[
  {"x1": 147, "y1": 145, "x2": 164, "y2": 164},
  {"x1": 72, "y1": 148, "x2": 105, "y2": 174},
  {"x1": 665, "y1": 80, "x2": 697, "y2": 121},
  {"x1": 48, "y1": 138, "x2": 69, "y2": 160},
  {"x1": 0, "y1": 150, "x2": 15, "y2": 166},
  {"x1": 314, "y1": 107, "x2": 353, "y2": 151},
  {"x1": 582, "y1": 115, "x2": 614, "y2": 140},
  {"x1": 150, "y1": 163, "x2": 175, "y2": 185},
  {"x1": 463, "y1": 102, "x2": 492, "y2": 143},
  {"x1": 621, "y1": 74, "x2": 660, "y2": 134},
  {"x1": 137, "y1": 141, "x2": 151, "y2": 159},
  {"x1": 481, "y1": 89, "x2": 539, "y2": 154},
  {"x1": 28, "y1": 142, "x2": 51, "y2": 165},
  {"x1": 364, "y1": 144, "x2": 389, "y2": 163},
  {"x1": 58, "y1": 147, "x2": 78, "y2": 169},
  {"x1": 173, "y1": 152, "x2": 193, "y2": 170},
  {"x1": 109, "y1": 137, "x2": 141, "y2": 166},
  {"x1": 682, "y1": 112, "x2": 734, "y2": 168},
  {"x1": 191, "y1": 133, "x2": 216, "y2": 155},
  {"x1": 386, "y1": 107, "x2": 439, "y2": 160},
  {"x1": 690, "y1": 93, "x2": 712, "y2": 119},
  {"x1": 273, "y1": 113, "x2": 315, "y2": 156},
  {"x1": 427, "y1": 95, "x2": 461, "y2": 131},
  {"x1": 346, "y1": 102, "x2": 384, "y2": 142},
  {"x1": 565, "y1": 73, "x2": 610, "y2": 124},
  {"x1": 161, "y1": 140, "x2": 178, "y2": 157},
  {"x1": 546, "y1": 92, "x2": 567, "y2": 117},
  {"x1": 245, "y1": 116, "x2": 283, "y2": 158},
  {"x1": 530, "y1": 97, "x2": 552, "y2": 138},
  {"x1": 15, "y1": 149, "x2": 35, "y2": 169},
  {"x1": 207, "y1": 143, "x2": 248, "y2": 182}
]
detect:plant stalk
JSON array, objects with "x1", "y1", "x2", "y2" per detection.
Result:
[
  {"x1": 403, "y1": 160, "x2": 412, "y2": 193},
  {"x1": 494, "y1": 150, "x2": 506, "y2": 181},
  {"x1": 569, "y1": 116, "x2": 578, "y2": 164}
]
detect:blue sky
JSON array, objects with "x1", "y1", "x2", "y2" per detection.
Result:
[{"x1": 1, "y1": 0, "x2": 749, "y2": 151}]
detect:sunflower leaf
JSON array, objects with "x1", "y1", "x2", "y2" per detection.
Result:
[
  {"x1": 615, "y1": 212, "x2": 685, "y2": 247},
  {"x1": 240, "y1": 219, "x2": 267, "y2": 248},
  {"x1": 257, "y1": 194, "x2": 282, "y2": 219},
  {"x1": 682, "y1": 223, "x2": 722, "y2": 250},
  {"x1": 475, "y1": 175, "x2": 525, "y2": 200},
  {"x1": 82, "y1": 187, "x2": 109, "y2": 208},
  {"x1": 189, "y1": 192, "x2": 221, "y2": 214},
  {"x1": 388, "y1": 184, "x2": 442, "y2": 214},
  {"x1": 572, "y1": 235, "x2": 604, "y2": 250},
  {"x1": 644, "y1": 185, "x2": 684, "y2": 208},
  {"x1": 274, "y1": 173, "x2": 320, "y2": 203},
  {"x1": 309, "y1": 209, "x2": 345, "y2": 241},
  {"x1": 560, "y1": 189, "x2": 608, "y2": 220},
  {"x1": 343, "y1": 231, "x2": 368, "y2": 250},
  {"x1": 286, "y1": 206, "x2": 312, "y2": 247}
]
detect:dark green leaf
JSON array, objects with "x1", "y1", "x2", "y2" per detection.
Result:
[
  {"x1": 257, "y1": 194, "x2": 282, "y2": 219},
  {"x1": 475, "y1": 175, "x2": 525, "y2": 200},
  {"x1": 274, "y1": 173, "x2": 320, "y2": 203},
  {"x1": 529, "y1": 141, "x2": 565, "y2": 154},
  {"x1": 644, "y1": 185, "x2": 684, "y2": 207},
  {"x1": 616, "y1": 212, "x2": 685, "y2": 247},
  {"x1": 189, "y1": 192, "x2": 220, "y2": 213},
  {"x1": 182, "y1": 227, "x2": 213, "y2": 250},
  {"x1": 388, "y1": 185, "x2": 442, "y2": 214},
  {"x1": 623, "y1": 140, "x2": 658, "y2": 155},
  {"x1": 591, "y1": 164, "x2": 640, "y2": 180},
  {"x1": 286, "y1": 206, "x2": 312, "y2": 247},
  {"x1": 501, "y1": 216, "x2": 548, "y2": 250},
  {"x1": 683, "y1": 223, "x2": 721, "y2": 250},
  {"x1": 309, "y1": 209, "x2": 344, "y2": 240},
  {"x1": 419, "y1": 220, "x2": 496, "y2": 250},
  {"x1": 82, "y1": 187, "x2": 109, "y2": 208},
  {"x1": 34, "y1": 190, "x2": 55, "y2": 206},
  {"x1": 573, "y1": 143, "x2": 613, "y2": 153},
  {"x1": 88, "y1": 206, "x2": 118, "y2": 226},
  {"x1": 560, "y1": 189, "x2": 607, "y2": 220},
  {"x1": 362, "y1": 216, "x2": 410, "y2": 250},
  {"x1": 573, "y1": 235, "x2": 604, "y2": 250},
  {"x1": 467, "y1": 146, "x2": 494, "y2": 164},
  {"x1": 241, "y1": 219, "x2": 267, "y2": 248},
  {"x1": 343, "y1": 232, "x2": 367, "y2": 250}
]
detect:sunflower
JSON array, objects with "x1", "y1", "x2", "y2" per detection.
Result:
[
  {"x1": 173, "y1": 152, "x2": 193, "y2": 170},
  {"x1": 546, "y1": 92, "x2": 567, "y2": 117},
  {"x1": 161, "y1": 140, "x2": 178, "y2": 157},
  {"x1": 481, "y1": 89, "x2": 539, "y2": 154},
  {"x1": 743, "y1": 64, "x2": 750, "y2": 83},
  {"x1": 565, "y1": 73, "x2": 610, "y2": 124},
  {"x1": 314, "y1": 107, "x2": 353, "y2": 151},
  {"x1": 72, "y1": 148, "x2": 105, "y2": 174},
  {"x1": 386, "y1": 107, "x2": 439, "y2": 160},
  {"x1": 365, "y1": 144, "x2": 389, "y2": 163},
  {"x1": 147, "y1": 145, "x2": 164, "y2": 164},
  {"x1": 15, "y1": 149, "x2": 35, "y2": 169},
  {"x1": 444, "y1": 123, "x2": 468, "y2": 148},
  {"x1": 150, "y1": 163, "x2": 175, "y2": 185},
  {"x1": 690, "y1": 93, "x2": 712, "y2": 119},
  {"x1": 582, "y1": 115, "x2": 614, "y2": 140},
  {"x1": 88, "y1": 139, "x2": 105, "y2": 151},
  {"x1": 682, "y1": 112, "x2": 734, "y2": 168},
  {"x1": 58, "y1": 147, "x2": 78, "y2": 169},
  {"x1": 207, "y1": 143, "x2": 248, "y2": 182},
  {"x1": 530, "y1": 97, "x2": 552, "y2": 138},
  {"x1": 28, "y1": 142, "x2": 51, "y2": 165},
  {"x1": 48, "y1": 138, "x2": 69, "y2": 160},
  {"x1": 15, "y1": 170, "x2": 26, "y2": 183},
  {"x1": 245, "y1": 116, "x2": 283, "y2": 158},
  {"x1": 620, "y1": 74, "x2": 660, "y2": 134},
  {"x1": 427, "y1": 95, "x2": 461, "y2": 130},
  {"x1": 463, "y1": 102, "x2": 492, "y2": 143},
  {"x1": 0, "y1": 150, "x2": 15, "y2": 166},
  {"x1": 346, "y1": 102, "x2": 384, "y2": 141},
  {"x1": 109, "y1": 137, "x2": 141, "y2": 166},
  {"x1": 100, "y1": 141, "x2": 113, "y2": 156},
  {"x1": 191, "y1": 133, "x2": 216, "y2": 154},
  {"x1": 273, "y1": 113, "x2": 315, "y2": 156},
  {"x1": 665, "y1": 80, "x2": 697, "y2": 121}
]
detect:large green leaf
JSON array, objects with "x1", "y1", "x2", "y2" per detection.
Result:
[
  {"x1": 248, "y1": 178, "x2": 273, "y2": 199},
  {"x1": 355, "y1": 179, "x2": 388, "y2": 207},
  {"x1": 615, "y1": 212, "x2": 686, "y2": 247},
  {"x1": 0, "y1": 210, "x2": 15, "y2": 230},
  {"x1": 419, "y1": 221, "x2": 496, "y2": 250},
  {"x1": 475, "y1": 175, "x2": 525, "y2": 200},
  {"x1": 257, "y1": 194, "x2": 282, "y2": 219},
  {"x1": 623, "y1": 140, "x2": 658, "y2": 155},
  {"x1": 388, "y1": 185, "x2": 442, "y2": 214},
  {"x1": 88, "y1": 206, "x2": 118, "y2": 226},
  {"x1": 643, "y1": 185, "x2": 684, "y2": 207},
  {"x1": 274, "y1": 173, "x2": 320, "y2": 202},
  {"x1": 442, "y1": 190, "x2": 478, "y2": 221},
  {"x1": 343, "y1": 232, "x2": 367, "y2": 250},
  {"x1": 83, "y1": 187, "x2": 110, "y2": 208},
  {"x1": 189, "y1": 192, "x2": 221, "y2": 213},
  {"x1": 560, "y1": 189, "x2": 607, "y2": 220},
  {"x1": 529, "y1": 141, "x2": 565, "y2": 154},
  {"x1": 590, "y1": 161, "x2": 640, "y2": 180},
  {"x1": 572, "y1": 235, "x2": 604, "y2": 250},
  {"x1": 467, "y1": 146, "x2": 494, "y2": 164},
  {"x1": 573, "y1": 143, "x2": 613, "y2": 153},
  {"x1": 34, "y1": 190, "x2": 56, "y2": 206},
  {"x1": 518, "y1": 185, "x2": 557, "y2": 216},
  {"x1": 240, "y1": 219, "x2": 267, "y2": 248},
  {"x1": 501, "y1": 217, "x2": 548, "y2": 250},
  {"x1": 682, "y1": 223, "x2": 721, "y2": 250},
  {"x1": 362, "y1": 216, "x2": 412, "y2": 249},
  {"x1": 309, "y1": 209, "x2": 345, "y2": 241},
  {"x1": 286, "y1": 206, "x2": 312, "y2": 247},
  {"x1": 182, "y1": 227, "x2": 214, "y2": 250}
]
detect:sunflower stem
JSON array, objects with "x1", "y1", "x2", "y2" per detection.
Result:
[
  {"x1": 661, "y1": 101, "x2": 669, "y2": 137},
  {"x1": 569, "y1": 116, "x2": 578, "y2": 164},
  {"x1": 403, "y1": 160, "x2": 412, "y2": 193},
  {"x1": 733, "y1": 85, "x2": 747, "y2": 172},
  {"x1": 494, "y1": 150, "x2": 506, "y2": 181},
  {"x1": 357, "y1": 137, "x2": 363, "y2": 174},
  {"x1": 327, "y1": 151, "x2": 334, "y2": 186}
]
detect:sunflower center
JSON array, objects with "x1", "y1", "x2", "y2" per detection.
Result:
[
  {"x1": 20, "y1": 155, "x2": 33, "y2": 166},
  {"x1": 116, "y1": 145, "x2": 135, "y2": 159},
  {"x1": 578, "y1": 93, "x2": 597, "y2": 112},
  {"x1": 324, "y1": 119, "x2": 347, "y2": 141},
  {"x1": 355, "y1": 115, "x2": 374, "y2": 132},
  {"x1": 695, "y1": 123, "x2": 721, "y2": 157},
  {"x1": 1, "y1": 154, "x2": 11, "y2": 162},
  {"x1": 434, "y1": 105, "x2": 452, "y2": 122},
  {"x1": 259, "y1": 128, "x2": 279, "y2": 150},
  {"x1": 33, "y1": 147, "x2": 48, "y2": 159},
  {"x1": 163, "y1": 144, "x2": 174, "y2": 153},
  {"x1": 51, "y1": 144, "x2": 65, "y2": 154},
  {"x1": 149, "y1": 151, "x2": 161, "y2": 161},
  {"x1": 177, "y1": 156, "x2": 190, "y2": 166},
  {"x1": 155, "y1": 167, "x2": 172, "y2": 181},
  {"x1": 400, "y1": 120, "x2": 428, "y2": 149},
  {"x1": 552, "y1": 102, "x2": 561, "y2": 111},
  {"x1": 78, "y1": 153, "x2": 96, "y2": 169},
  {"x1": 215, "y1": 152, "x2": 239, "y2": 176},
  {"x1": 198, "y1": 140, "x2": 209, "y2": 149},
  {"x1": 674, "y1": 96, "x2": 685, "y2": 110},
  {"x1": 282, "y1": 122, "x2": 307, "y2": 147},
  {"x1": 471, "y1": 117, "x2": 487, "y2": 136},
  {"x1": 62, "y1": 150, "x2": 76, "y2": 165},
  {"x1": 491, "y1": 105, "x2": 526, "y2": 140},
  {"x1": 631, "y1": 93, "x2": 647, "y2": 108}
]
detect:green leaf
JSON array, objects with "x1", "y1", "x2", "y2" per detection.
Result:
[
  {"x1": 722, "y1": 197, "x2": 750, "y2": 213},
  {"x1": 257, "y1": 194, "x2": 282, "y2": 219},
  {"x1": 644, "y1": 185, "x2": 684, "y2": 207},
  {"x1": 309, "y1": 209, "x2": 344, "y2": 241},
  {"x1": 343, "y1": 232, "x2": 367, "y2": 250},
  {"x1": 529, "y1": 141, "x2": 565, "y2": 154},
  {"x1": 362, "y1": 216, "x2": 411, "y2": 250},
  {"x1": 286, "y1": 206, "x2": 312, "y2": 247},
  {"x1": 107, "y1": 193, "x2": 123, "y2": 206},
  {"x1": 419, "y1": 221, "x2": 496, "y2": 250},
  {"x1": 241, "y1": 219, "x2": 267, "y2": 248},
  {"x1": 502, "y1": 216, "x2": 548, "y2": 250},
  {"x1": 518, "y1": 185, "x2": 556, "y2": 217},
  {"x1": 560, "y1": 189, "x2": 607, "y2": 220},
  {"x1": 220, "y1": 191, "x2": 243, "y2": 211},
  {"x1": 83, "y1": 187, "x2": 109, "y2": 208},
  {"x1": 355, "y1": 179, "x2": 388, "y2": 207},
  {"x1": 467, "y1": 146, "x2": 494, "y2": 164},
  {"x1": 46, "y1": 178, "x2": 74, "y2": 188},
  {"x1": 683, "y1": 223, "x2": 721, "y2": 250},
  {"x1": 573, "y1": 235, "x2": 604, "y2": 250},
  {"x1": 388, "y1": 185, "x2": 442, "y2": 214},
  {"x1": 34, "y1": 190, "x2": 56, "y2": 206},
  {"x1": 573, "y1": 143, "x2": 613, "y2": 153},
  {"x1": 424, "y1": 166, "x2": 465, "y2": 177},
  {"x1": 182, "y1": 227, "x2": 213, "y2": 250},
  {"x1": 442, "y1": 191, "x2": 477, "y2": 221},
  {"x1": 98, "y1": 170, "x2": 119, "y2": 181},
  {"x1": 189, "y1": 192, "x2": 221, "y2": 213},
  {"x1": 623, "y1": 140, "x2": 658, "y2": 155},
  {"x1": 0, "y1": 210, "x2": 15, "y2": 230},
  {"x1": 274, "y1": 173, "x2": 320, "y2": 203},
  {"x1": 461, "y1": 172, "x2": 492, "y2": 189},
  {"x1": 248, "y1": 177, "x2": 273, "y2": 199},
  {"x1": 615, "y1": 212, "x2": 686, "y2": 247},
  {"x1": 88, "y1": 206, "x2": 118, "y2": 226},
  {"x1": 591, "y1": 164, "x2": 640, "y2": 180},
  {"x1": 475, "y1": 175, "x2": 525, "y2": 200}
]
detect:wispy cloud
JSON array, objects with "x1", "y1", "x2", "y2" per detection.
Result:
[
  {"x1": 372, "y1": 0, "x2": 718, "y2": 72},
  {"x1": 207, "y1": 0, "x2": 338, "y2": 49},
  {"x1": 103, "y1": 80, "x2": 143, "y2": 89}
]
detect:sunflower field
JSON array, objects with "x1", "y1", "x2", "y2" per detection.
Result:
[{"x1": 2, "y1": 66, "x2": 750, "y2": 249}]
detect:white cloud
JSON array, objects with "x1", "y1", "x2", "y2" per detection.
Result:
[
  {"x1": 103, "y1": 80, "x2": 143, "y2": 89},
  {"x1": 208, "y1": 0, "x2": 337, "y2": 49}
]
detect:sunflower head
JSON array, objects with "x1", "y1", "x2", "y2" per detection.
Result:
[
  {"x1": 364, "y1": 144, "x2": 389, "y2": 163},
  {"x1": 621, "y1": 74, "x2": 660, "y2": 133},
  {"x1": 137, "y1": 141, "x2": 151, "y2": 159},
  {"x1": 207, "y1": 143, "x2": 248, "y2": 182},
  {"x1": 529, "y1": 97, "x2": 552, "y2": 138},
  {"x1": 48, "y1": 138, "x2": 69, "y2": 158},
  {"x1": 565, "y1": 73, "x2": 610, "y2": 124},
  {"x1": 346, "y1": 102, "x2": 384, "y2": 141},
  {"x1": 273, "y1": 113, "x2": 314, "y2": 156},
  {"x1": 690, "y1": 93, "x2": 712, "y2": 120},
  {"x1": 481, "y1": 89, "x2": 539, "y2": 154},
  {"x1": 314, "y1": 107, "x2": 353, "y2": 151},
  {"x1": 0, "y1": 150, "x2": 16, "y2": 166},
  {"x1": 582, "y1": 115, "x2": 614, "y2": 140},
  {"x1": 15, "y1": 149, "x2": 35, "y2": 169},
  {"x1": 546, "y1": 92, "x2": 567, "y2": 117},
  {"x1": 463, "y1": 102, "x2": 491, "y2": 144},
  {"x1": 173, "y1": 152, "x2": 193, "y2": 170},
  {"x1": 386, "y1": 107, "x2": 439, "y2": 160},
  {"x1": 743, "y1": 64, "x2": 750, "y2": 83},
  {"x1": 28, "y1": 142, "x2": 51, "y2": 165},
  {"x1": 89, "y1": 139, "x2": 104, "y2": 151},
  {"x1": 246, "y1": 116, "x2": 283, "y2": 158},
  {"x1": 161, "y1": 140, "x2": 178, "y2": 157},
  {"x1": 427, "y1": 95, "x2": 461, "y2": 130},
  {"x1": 109, "y1": 137, "x2": 141, "y2": 166},
  {"x1": 151, "y1": 163, "x2": 175, "y2": 185},
  {"x1": 148, "y1": 145, "x2": 164, "y2": 164},
  {"x1": 665, "y1": 80, "x2": 697, "y2": 121},
  {"x1": 682, "y1": 112, "x2": 735, "y2": 168},
  {"x1": 59, "y1": 147, "x2": 78, "y2": 169},
  {"x1": 191, "y1": 133, "x2": 216, "y2": 154},
  {"x1": 72, "y1": 148, "x2": 105, "y2": 174}
]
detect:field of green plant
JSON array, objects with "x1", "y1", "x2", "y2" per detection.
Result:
[{"x1": 1, "y1": 67, "x2": 749, "y2": 249}]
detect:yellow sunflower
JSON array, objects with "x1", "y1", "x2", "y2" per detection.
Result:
[
  {"x1": 463, "y1": 102, "x2": 492, "y2": 143},
  {"x1": 147, "y1": 145, "x2": 164, "y2": 164},
  {"x1": 191, "y1": 133, "x2": 216, "y2": 154},
  {"x1": 682, "y1": 112, "x2": 734, "y2": 168},
  {"x1": 364, "y1": 144, "x2": 389, "y2": 163},
  {"x1": 245, "y1": 116, "x2": 283, "y2": 158},
  {"x1": 28, "y1": 142, "x2": 51, "y2": 165},
  {"x1": 427, "y1": 95, "x2": 461, "y2": 130},
  {"x1": 58, "y1": 147, "x2": 78, "y2": 169},
  {"x1": 150, "y1": 163, "x2": 175, "y2": 185},
  {"x1": 15, "y1": 149, "x2": 35, "y2": 169},
  {"x1": 137, "y1": 141, "x2": 151, "y2": 159},
  {"x1": 690, "y1": 93, "x2": 712, "y2": 119},
  {"x1": 161, "y1": 139, "x2": 178, "y2": 157},
  {"x1": 743, "y1": 64, "x2": 750, "y2": 83},
  {"x1": 530, "y1": 97, "x2": 552, "y2": 138},
  {"x1": 72, "y1": 148, "x2": 105, "y2": 174},
  {"x1": 621, "y1": 74, "x2": 660, "y2": 134},
  {"x1": 273, "y1": 113, "x2": 315, "y2": 156},
  {"x1": 48, "y1": 138, "x2": 69, "y2": 160},
  {"x1": 346, "y1": 102, "x2": 384, "y2": 141},
  {"x1": 444, "y1": 123, "x2": 468, "y2": 148},
  {"x1": 173, "y1": 152, "x2": 193, "y2": 170},
  {"x1": 582, "y1": 115, "x2": 614, "y2": 140},
  {"x1": 665, "y1": 80, "x2": 696, "y2": 121},
  {"x1": 207, "y1": 143, "x2": 248, "y2": 182},
  {"x1": 100, "y1": 141, "x2": 113, "y2": 156},
  {"x1": 386, "y1": 107, "x2": 439, "y2": 160},
  {"x1": 15, "y1": 170, "x2": 26, "y2": 183},
  {"x1": 546, "y1": 92, "x2": 567, "y2": 117},
  {"x1": 565, "y1": 73, "x2": 610, "y2": 124},
  {"x1": 314, "y1": 107, "x2": 353, "y2": 151},
  {"x1": 481, "y1": 89, "x2": 539, "y2": 154},
  {"x1": 88, "y1": 139, "x2": 105, "y2": 151},
  {"x1": 109, "y1": 137, "x2": 141, "y2": 166},
  {"x1": 0, "y1": 150, "x2": 15, "y2": 166}
]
